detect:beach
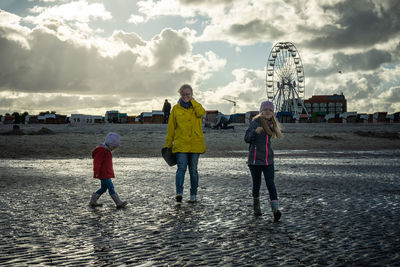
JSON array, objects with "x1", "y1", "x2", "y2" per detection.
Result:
[
  {"x1": 0, "y1": 123, "x2": 400, "y2": 266},
  {"x1": 1, "y1": 123, "x2": 400, "y2": 158}
]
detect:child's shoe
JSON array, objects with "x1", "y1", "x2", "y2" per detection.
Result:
[
  {"x1": 270, "y1": 200, "x2": 281, "y2": 222},
  {"x1": 89, "y1": 192, "x2": 103, "y2": 207},
  {"x1": 175, "y1": 194, "x2": 182, "y2": 203},
  {"x1": 253, "y1": 197, "x2": 262, "y2": 216},
  {"x1": 111, "y1": 193, "x2": 127, "y2": 209},
  {"x1": 188, "y1": 195, "x2": 197, "y2": 203}
]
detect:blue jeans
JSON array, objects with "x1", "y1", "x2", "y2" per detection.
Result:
[
  {"x1": 175, "y1": 153, "x2": 200, "y2": 196},
  {"x1": 96, "y1": 178, "x2": 116, "y2": 196},
  {"x1": 248, "y1": 164, "x2": 277, "y2": 200}
]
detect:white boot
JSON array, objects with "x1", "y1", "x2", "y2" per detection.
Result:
[
  {"x1": 111, "y1": 193, "x2": 127, "y2": 209},
  {"x1": 89, "y1": 192, "x2": 103, "y2": 207}
]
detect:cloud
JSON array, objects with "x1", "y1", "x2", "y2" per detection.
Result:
[
  {"x1": 0, "y1": 10, "x2": 226, "y2": 115},
  {"x1": 302, "y1": 0, "x2": 400, "y2": 49},
  {"x1": 127, "y1": 14, "x2": 145, "y2": 24},
  {"x1": 198, "y1": 68, "x2": 265, "y2": 113}
]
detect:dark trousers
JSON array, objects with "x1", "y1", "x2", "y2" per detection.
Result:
[
  {"x1": 163, "y1": 113, "x2": 170, "y2": 124},
  {"x1": 248, "y1": 164, "x2": 277, "y2": 200},
  {"x1": 96, "y1": 178, "x2": 116, "y2": 196}
]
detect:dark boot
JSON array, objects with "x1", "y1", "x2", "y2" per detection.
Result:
[
  {"x1": 89, "y1": 192, "x2": 103, "y2": 207},
  {"x1": 111, "y1": 193, "x2": 127, "y2": 209},
  {"x1": 271, "y1": 200, "x2": 281, "y2": 222},
  {"x1": 253, "y1": 197, "x2": 262, "y2": 216}
]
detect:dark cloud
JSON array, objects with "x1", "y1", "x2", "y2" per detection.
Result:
[
  {"x1": 304, "y1": 48, "x2": 392, "y2": 78},
  {"x1": 333, "y1": 49, "x2": 392, "y2": 71},
  {"x1": 380, "y1": 86, "x2": 400, "y2": 102},
  {"x1": 228, "y1": 19, "x2": 283, "y2": 40},
  {"x1": 302, "y1": 0, "x2": 400, "y2": 49},
  {"x1": 152, "y1": 28, "x2": 191, "y2": 70}
]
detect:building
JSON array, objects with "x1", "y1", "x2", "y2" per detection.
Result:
[
  {"x1": 304, "y1": 94, "x2": 347, "y2": 114},
  {"x1": 105, "y1": 110, "x2": 119, "y2": 123},
  {"x1": 152, "y1": 111, "x2": 164, "y2": 124},
  {"x1": 70, "y1": 114, "x2": 103, "y2": 125}
]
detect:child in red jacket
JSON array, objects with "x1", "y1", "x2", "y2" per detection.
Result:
[{"x1": 89, "y1": 132, "x2": 127, "y2": 209}]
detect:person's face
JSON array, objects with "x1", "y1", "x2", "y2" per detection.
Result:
[
  {"x1": 180, "y1": 88, "x2": 192, "y2": 103},
  {"x1": 261, "y1": 108, "x2": 273, "y2": 120}
]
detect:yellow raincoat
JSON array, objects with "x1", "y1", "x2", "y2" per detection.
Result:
[{"x1": 164, "y1": 99, "x2": 206, "y2": 154}]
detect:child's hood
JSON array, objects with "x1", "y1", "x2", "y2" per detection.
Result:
[{"x1": 92, "y1": 144, "x2": 111, "y2": 158}]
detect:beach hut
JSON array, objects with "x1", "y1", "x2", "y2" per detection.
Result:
[
  {"x1": 105, "y1": 110, "x2": 119, "y2": 123},
  {"x1": 393, "y1": 112, "x2": 400, "y2": 123},
  {"x1": 152, "y1": 111, "x2": 164, "y2": 124},
  {"x1": 373, "y1": 112, "x2": 387, "y2": 123},
  {"x1": 245, "y1": 111, "x2": 259, "y2": 124},
  {"x1": 357, "y1": 114, "x2": 369, "y2": 123},
  {"x1": 325, "y1": 113, "x2": 335, "y2": 123},
  {"x1": 299, "y1": 114, "x2": 310, "y2": 123},
  {"x1": 340, "y1": 112, "x2": 357, "y2": 123},
  {"x1": 231, "y1": 113, "x2": 245, "y2": 123},
  {"x1": 386, "y1": 113, "x2": 400, "y2": 123},
  {"x1": 119, "y1": 113, "x2": 128, "y2": 123},
  {"x1": 205, "y1": 110, "x2": 218, "y2": 124},
  {"x1": 127, "y1": 116, "x2": 136, "y2": 124},
  {"x1": 277, "y1": 111, "x2": 293, "y2": 123},
  {"x1": 311, "y1": 112, "x2": 326, "y2": 123},
  {"x1": 70, "y1": 114, "x2": 103, "y2": 125},
  {"x1": 2, "y1": 115, "x2": 15, "y2": 124},
  {"x1": 141, "y1": 112, "x2": 152, "y2": 124}
]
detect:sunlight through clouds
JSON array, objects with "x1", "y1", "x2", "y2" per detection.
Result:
[{"x1": 0, "y1": 0, "x2": 399, "y2": 115}]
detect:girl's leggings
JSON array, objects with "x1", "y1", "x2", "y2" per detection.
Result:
[
  {"x1": 96, "y1": 178, "x2": 115, "y2": 196},
  {"x1": 248, "y1": 164, "x2": 277, "y2": 200}
]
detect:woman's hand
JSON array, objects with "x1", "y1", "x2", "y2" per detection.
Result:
[{"x1": 255, "y1": 127, "x2": 263, "y2": 134}]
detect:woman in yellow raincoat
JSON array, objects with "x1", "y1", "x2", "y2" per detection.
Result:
[{"x1": 164, "y1": 84, "x2": 206, "y2": 203}]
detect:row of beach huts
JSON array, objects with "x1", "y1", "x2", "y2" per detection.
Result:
[{"x1": 1, "y1": 110, "x2": 399, "y2": 125}]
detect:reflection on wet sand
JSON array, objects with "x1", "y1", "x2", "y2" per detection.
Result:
[{"x1": 0, "y1": 151, "x2": 399, "y2": 266}]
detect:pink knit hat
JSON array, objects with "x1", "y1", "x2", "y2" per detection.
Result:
[
  {"x1": 259, "y1": 101, "x2": 274, "y2": 112},
  {"x1": 105, "y1": 132, "x2": 120, "y2": 147}
]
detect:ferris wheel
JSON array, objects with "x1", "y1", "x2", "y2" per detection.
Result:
[{"x1": 266, "y1": 42, "x2": 308, "y2": 119}]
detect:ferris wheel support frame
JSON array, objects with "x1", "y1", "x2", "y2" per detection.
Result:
[{"x1": 265, "y1": 42, "x2": 309, "y2": 122}]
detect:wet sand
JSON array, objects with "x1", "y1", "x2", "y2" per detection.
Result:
[
  {"x1": 0, "y1": 123, "x2": 400, "y2": 265},
  {"x1": 1, "y1": 153, "x2": 399, "y2": 266}
]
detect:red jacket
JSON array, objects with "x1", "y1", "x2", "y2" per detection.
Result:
[{"x1": 92, "y1": 144, "x2": 115, "y2": 179}]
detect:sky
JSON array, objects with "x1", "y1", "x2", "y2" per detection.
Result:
[{"x1": 0, "y1": 0, "x2": 399, "y2": 116}]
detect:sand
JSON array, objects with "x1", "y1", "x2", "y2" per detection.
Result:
[
  {"x1": 0, "y1": 123, "x2": 400, "y2": 266},
  {"x1": 0, "y1": 122, "x2": 399, "y2": 159}
]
